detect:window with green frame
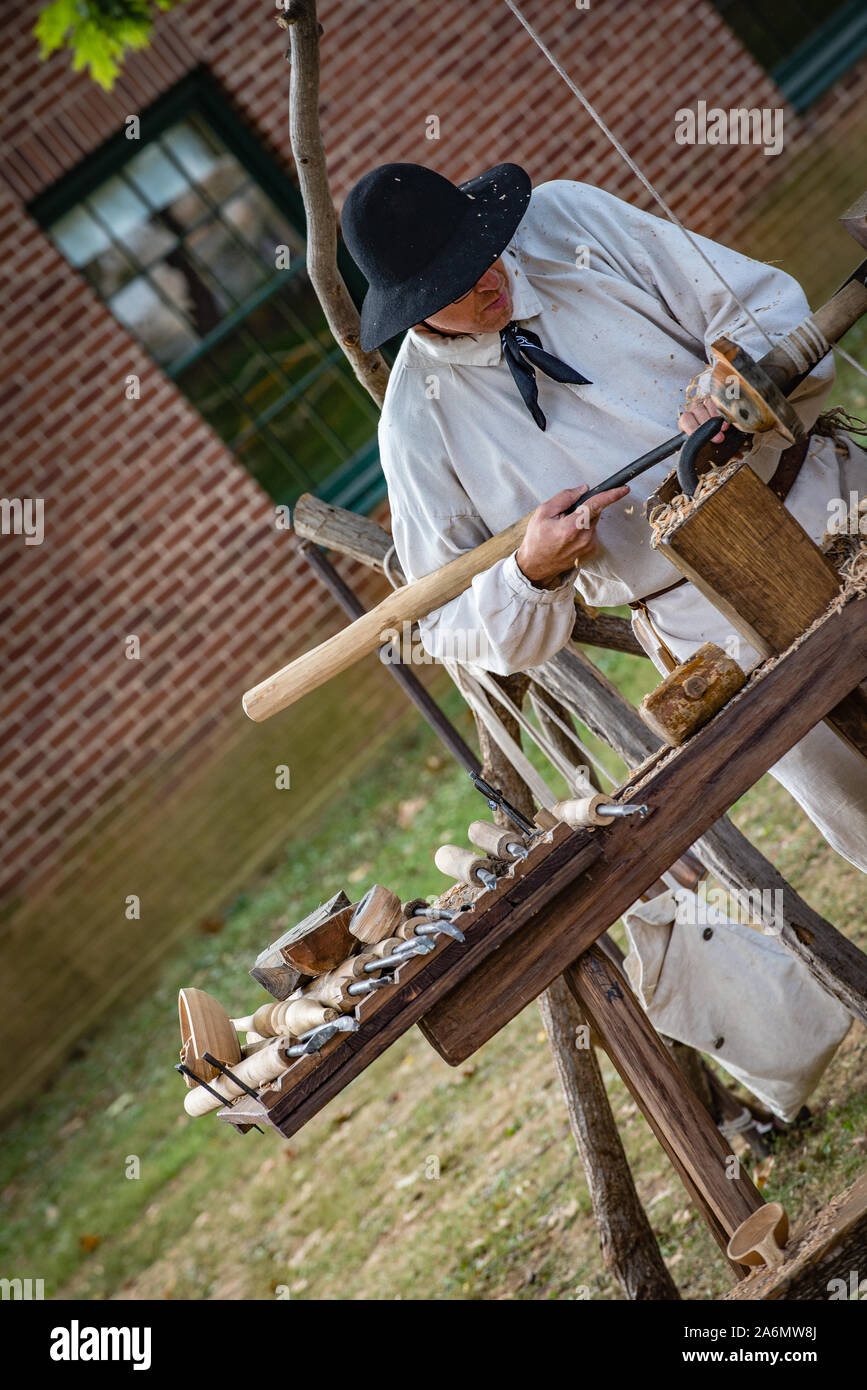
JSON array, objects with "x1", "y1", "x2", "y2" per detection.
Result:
[
  {"x1": 709, "y1": 0, "x2": 867, "y2": 111},
  {"x1": 30, "y1": 70, "x2": 385, "y2": 514}
]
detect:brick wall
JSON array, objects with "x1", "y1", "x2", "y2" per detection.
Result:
[{"x1": 1, "y1": 0, "x2": 865, "y2": 1107}]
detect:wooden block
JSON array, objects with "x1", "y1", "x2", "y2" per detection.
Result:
[
  {"x1": 349, "y1": 884, "x2": 403, "y2": 943},
  {"x1": 278, "y1": 902, "x2": 357, "y2": 975},
  {"x1": 250, "y1": 891, "x2": 350, "y2": 995},
  {"x1": 639, "y1": 643, "x2": 746, "y2": 746},
  {"x1": 655, "y1": 463, "x2": 867, "y2": 760}
]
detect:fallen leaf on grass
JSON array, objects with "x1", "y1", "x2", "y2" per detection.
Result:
[{"x1": 397, "y1": 797, "x2": 425, "y2": 828}]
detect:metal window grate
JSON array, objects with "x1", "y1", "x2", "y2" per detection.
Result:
[{"x1": 31, "y1": 72, "x2": 384, "y2": 513}]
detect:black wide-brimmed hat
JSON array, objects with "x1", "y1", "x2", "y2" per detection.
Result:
[{"x1": 341, "y1": 162, "x2": 532, "y2": 351}]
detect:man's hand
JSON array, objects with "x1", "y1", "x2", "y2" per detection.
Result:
[
  {"x1": 515, "y1": 483, "x2": 630, "y2": 588},
  {"x1": 678, "y1": 394, "x2": 730, "y2": 444}
]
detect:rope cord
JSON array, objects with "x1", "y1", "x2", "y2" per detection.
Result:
[{"x1": 503, "y1": 0, "x2": 867, "y2": 384}]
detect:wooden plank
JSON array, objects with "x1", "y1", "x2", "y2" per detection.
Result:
[
  {"x1": 421, "y1": 595, "x2": 867, "y2": 1065},
  {"x1": 263, "y1": 837, "x2": 603, "y2": 1138},
  {"x1": 656, "y1": 463, "x2": 867, "y2": 759},
  {"x1": 566, "y1": 947, "x2": 764, "y2": 1273},
  {"x1": 723, "y1": 1174, "x2": 867, "y2": 1300},
  {"x1": 533, "y1": 644, "x2": 867, "y2": 1025},
  {"x1": 263, "y1": 597, "x2": 867, "y2": 1135}
]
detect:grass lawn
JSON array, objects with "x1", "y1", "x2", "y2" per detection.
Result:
[{"x1": 1, "y1": 656, "x2": 864, "y2": 1302}]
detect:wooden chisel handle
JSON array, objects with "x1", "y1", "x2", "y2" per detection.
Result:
[{"x1": 242, "y1": 508, "x2": 532, "y2": 721}]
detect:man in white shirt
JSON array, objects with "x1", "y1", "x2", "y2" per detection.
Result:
[{"x1": 341, "y1": 162, "x2": 867, "y2": 871}]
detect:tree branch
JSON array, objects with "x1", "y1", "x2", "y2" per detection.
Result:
[{"x1": 278, "y1": 1, "x2": 390, "y2": 407}]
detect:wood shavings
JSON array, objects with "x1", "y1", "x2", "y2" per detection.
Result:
[{"x1": 648, "y1": 455, "x2": 747, "y2": 546}]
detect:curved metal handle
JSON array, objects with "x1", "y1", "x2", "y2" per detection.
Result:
[{"x1": 676, "y1": 416, "x2": 727, "y2": 498}]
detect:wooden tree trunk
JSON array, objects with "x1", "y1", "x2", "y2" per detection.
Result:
[{"x1": 537, "y1": 976, "x2": 680, "y2": 1299}]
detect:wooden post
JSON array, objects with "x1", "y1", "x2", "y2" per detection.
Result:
[
  {"x1": 565, "y1": 945, "x2": 766, "y2": 1273},
  {"x1": 654, "y1": 463, "x2": 867, "y2": 760},
  {"x1": 481, "y1": 711, "x2": 678, "y2": 1299},
  {"x1": 537, "y1": 976, "x2": 680, "y2": 1299}
]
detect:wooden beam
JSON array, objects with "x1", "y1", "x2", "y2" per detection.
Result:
[
  {"x1": 534, "y1": 643, "x2": 867, "y2": 1025},
  {"x1": 566, "y1": 947, "x2": 764, "y2": 1272},
  {"x1": 421, "y1": 596, "x2": 867, "y2": 1064}
]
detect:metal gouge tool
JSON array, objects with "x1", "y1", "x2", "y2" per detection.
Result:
[
  {"x1": 347, "y1": 975, "x2": 393, "y2": 997},
  {"x1": 469, "y1": 772, "x2": 540, "y2": 838},
  {"x1": 241, "y1": 233, "x2": 867, "y2": 725}
]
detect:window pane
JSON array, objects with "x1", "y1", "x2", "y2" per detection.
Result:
[
  {"x1": 109, "y1": 276, "x2": 198, "y2": 362},
  {"x1": 42, "y1": 96, "x2": 381, "y2": 508},
  {"x1": 162, "y1": 118, "x2": 246, "y2": 202},
  {"x1": 125, "y1": 143, "x2": 211, "y2": 233},
  {"x1": 185, "y1": 216, "x2": 268, "y2": 303},
  {"x1": 222, "y1": 183, "x2": 305, "y2": 263},
  {"x1": 50, "y1": 205, "x2": 111, "y2": 268},
  {"x1": 711, "y1": 0, "x2": 852, "y2": 67}
]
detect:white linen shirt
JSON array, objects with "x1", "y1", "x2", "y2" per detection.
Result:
[{"x1": 377, "y1": 179, "x2": 836, "y2": 674}]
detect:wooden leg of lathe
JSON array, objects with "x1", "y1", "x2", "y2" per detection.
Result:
[
  {"x1": 565, "y1": 944, "x2": 767, "y2": 1279},
  {"x1": 656, "y1": 464, "x2": 867, "y2": 761}
]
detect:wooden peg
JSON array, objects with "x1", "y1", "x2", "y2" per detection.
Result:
[
  {"x1": 350, "y1": 884, "x2": 404, "y2": 943},
  {"x1": 726, "y1": 1202, "x2": 789, "y2": 1269},
  {"x1": 468, "y1": 819, "x2": 528, "y2": 859},
  {"x1": 533, "y1": 807, "x2": 559, "y2": 832},
  {"x1": 394, "y1": 915, "x2": 434, "y2": 942},
  {"x1": 434, "y1": 844, "x2": 496, "y2": 888},
  {"x1": 232, "y1": 997, "x2": 337, "y2": 1039},
  {"x1": 553, "y1": 795, "x2": 616, "y2": 828},
  {"x1": 638, "y1": 643, "x2": 746, "y2": 747}
]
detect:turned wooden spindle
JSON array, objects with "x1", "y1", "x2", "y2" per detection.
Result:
[
  {"x1": 434, "y1": 844, "x2": 497, "y2": 889},
  {"x1": 232, "y1": 997, "x2": 337, "y2": 1038},
  {"x1": 467, "y1": 819, "x2": 528, "y2": 859},
  {"x1": 183, "y1": 1037, "x2": 293, "y2": 1117},
  {"x1": 303, "y1": 951, "x2": 382, "y2": 1009}
]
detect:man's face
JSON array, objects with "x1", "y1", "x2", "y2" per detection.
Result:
[{"x1": 420, "y1": 256, "x2": 512, "y2": 335}]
